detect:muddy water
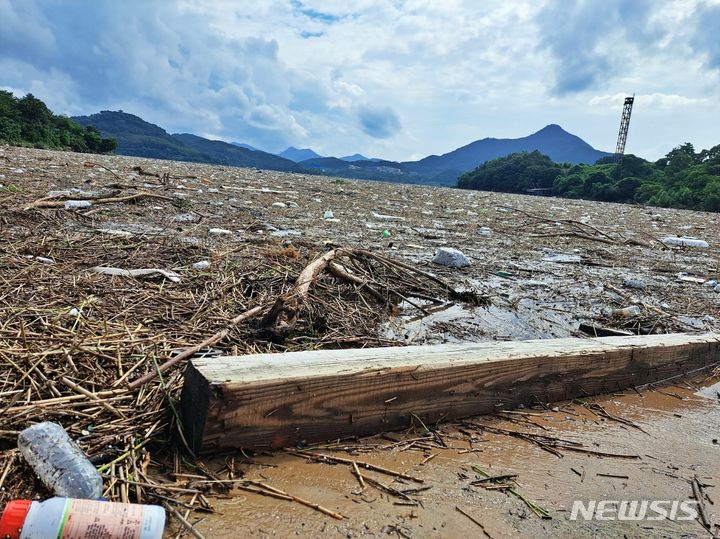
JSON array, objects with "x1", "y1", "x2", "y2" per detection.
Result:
[{"x1": 182, "y1": 377, "x2": 720, "y2": 538}]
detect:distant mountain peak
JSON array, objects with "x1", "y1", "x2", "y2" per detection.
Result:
[
  {"x1": 278, "y1": 146, "x2": 323, "y2": 162},
  {"x1": 400, "y1": 124, "x2": 610, "y2": 182},
  {"x1": 231, "y1": 142, "x2": 258, "y2": 151},
  {"x1": 533, "y1": 124, "x2": 566, "y2": 135},
  {"x1": 340, "y1": 153, "x2": 370, "y2": 162}
]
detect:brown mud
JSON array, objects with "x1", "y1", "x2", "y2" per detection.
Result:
[{"x1": 191, "y1": 378, "x2": 720, "y2": 538}]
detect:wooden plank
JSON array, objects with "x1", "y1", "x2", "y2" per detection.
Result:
[{"x1": 181, "y1": 333, "x2": 720, "y2": 454}]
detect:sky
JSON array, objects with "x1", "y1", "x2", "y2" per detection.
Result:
[{"x1": 1, "y1": 0, "x2": 719, "y2": 161}]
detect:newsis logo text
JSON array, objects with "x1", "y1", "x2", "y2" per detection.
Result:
[{"x1": 570, "y1": 500, "x2": 699, "y2": 521}]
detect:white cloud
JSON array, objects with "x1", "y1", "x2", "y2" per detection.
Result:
[
  {"x1": 0, "y1": 0, "x2": 718, "y2": 160},
  {"x1": 589, "y1": 93, "x2": 708, "y2": 110}
]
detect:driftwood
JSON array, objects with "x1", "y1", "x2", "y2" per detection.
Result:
[
  {"x1": 502, "y1": 206, "x2": 653, "y2": 248},
  {"x1": 23, "y1": 191, "x2": 173, "y2": 210},
  {"x1": 221, "y1": 185, "x2": 298, "y2": 195},
  {"x1": 128, "y1": 247, "x2": 483, "y2": 389},
  {"x1": 261, "y1": 248, "x2": 344, "y2": 336},
  {"x1": 262, "y1": 247, "x2": 483, "y2": 338}
]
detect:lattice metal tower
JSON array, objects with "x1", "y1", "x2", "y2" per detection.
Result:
[{"x1": 614, "y1": 94, "x2": 635, "y2": 161}]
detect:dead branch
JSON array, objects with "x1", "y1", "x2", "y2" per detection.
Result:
[{"x1": 23, "y1": 191, "x2": 173, "y2": 210}]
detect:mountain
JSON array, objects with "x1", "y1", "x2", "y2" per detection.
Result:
[
  {"x1": 292, "y1": 124, "x2": 611, "y2": 185},
  {"x1": 72, "y1": 111, "x2": 300, "y2": 172},
  {"x1": 278, "y1": 147, "x2": 323, "y2": 162},
  {"x1": 72, "y1": 110, "x2": 201, "y2": 162},
  {"x1": 340, "y1": 153, "x2": 371, "y2": 162},
  {"x1": 302, "y1": 157, "x2": 401, "y2": 171},
  {"x1": 71, "y1": 112, "x2": 611, "y2": 186},
  {"x1": 300, "y1": 156, "x2": 353, "y2": 171},
  {"x1": 231, "y1": 142, "x2": 257, "y2": 151},
  {"x1": 300, "y1": 157, "x2": 404, "y2": 180},
  {"x1": 401, "y1": 124, "x2": 611, "y2": 183},
  {"x1": 172, "y1": 134, "x2": 302, "y2": 171}
]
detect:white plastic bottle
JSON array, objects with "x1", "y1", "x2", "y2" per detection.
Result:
[
  {"x1": 18, "y1": 422, "x2": 103, "y2": 499},
  {"x1": 0, "y1": 497, "x2": 165, "y2": 539}
]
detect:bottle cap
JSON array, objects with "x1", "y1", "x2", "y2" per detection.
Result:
[{"x1": 0, "y1": 500, "x2": 32, "y2": 539}]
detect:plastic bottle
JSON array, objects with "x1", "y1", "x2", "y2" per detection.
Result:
[
  {"x1": 18, "y1": 422, "x2": 103, "y2": 499},
  {"x1": 63, "y1": 200, "x2": 93, "y2": 210},
  {"x1": 661, "y1": 236, "x2": 709, "y2": 248},
  {"x1": 0, "y1": 498, "x2": 165, "y2": 539},
  {"x1": 611, "y1": 305, "x2": 642, "y2": 318}
]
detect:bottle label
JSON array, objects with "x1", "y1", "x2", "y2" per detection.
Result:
[{"x1": 59, "y1": 499, "x2": 145, "y2": 539}]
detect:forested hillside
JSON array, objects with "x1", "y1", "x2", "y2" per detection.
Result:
[
  {"x1": 73, "y1": 111, "x2": 302, "y2": 172},
  {"x1": 0, "y1": 91, "x2": 116, "y2": 153},
  {"x1": 458, "y1": 143, "x2": 720, "y2": 212}
]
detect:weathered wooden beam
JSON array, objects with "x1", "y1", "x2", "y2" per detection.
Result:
[{"x1": 181, "y1": 333, "x2": 720, "y2": 454}]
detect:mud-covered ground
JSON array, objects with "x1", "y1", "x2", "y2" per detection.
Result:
[
  {"x1": 4, "y1": 145, "x2": 720, "y2": 342},
  {"x1": 3, "y1": 145, "x2": 720, "y2": 342},
  {"x1": 198, "y1": 379, "x2": 720, "y2": 538},
  {"x1": 1, "y1": 146, "x2": 719, "y2": 537}
]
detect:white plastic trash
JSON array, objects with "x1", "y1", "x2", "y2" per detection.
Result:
[
  {"x1": 371, "y1": 212, "x2": 405, "y2": 221},
  {"x1": 432, "y1": 247, "x2": 471, "y2": 268},
  {"x1": 24, "y1": 255, "x2": 55, "y2": 265},
  {"x1": 192, "y1": 260, "x2": 211, "y2": 270},
  {"x1": 91, "y1": 266, "x2": 181, "y2": 283},
  {"x1": 661, "y1": 236, "x2": 709, "y2": 248},
  {"x1": 64, "y1": 200, "x2": 92, "y2": 210},
  {"x1": 542, "y1": 253, "x2": 582, "y2": 264},
  {"x1": 0, "y1": 497, "x2": 165, "y2": 539},
  {"x1": 208, "y1": 228, "x2": 233, "y2": 235}
]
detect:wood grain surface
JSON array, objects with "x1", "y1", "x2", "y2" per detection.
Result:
[{"x1": 181, "y1": 333, "x2": 720, "y2": 453}]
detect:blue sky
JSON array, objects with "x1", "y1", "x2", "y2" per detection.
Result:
[{"x1": 1, "y1": 0, "x2": 718, "y2": 161}]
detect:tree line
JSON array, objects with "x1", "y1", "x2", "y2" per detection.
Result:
[
  {"x1": 457, "y1": 144, "x2": 720, "y2": 212},
  {"x1": 0, "y1": 91, "x2": 116, "y2": 154}
]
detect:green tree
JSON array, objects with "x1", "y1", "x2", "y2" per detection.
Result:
[
  {"x1": 656, "y1": 143, "x2": 696, "y2": 178},
  {"x1": 458, "y1": 151, "x2": 562, "y2": 193},
  {"x1": 458, "y1": 143, "x2": 720, "y2": 213},
  {"x1": 0, "y1": 91, "x2": 116, "y2": 154}
]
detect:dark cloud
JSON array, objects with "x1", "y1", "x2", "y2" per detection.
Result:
[
  {"x1": 691, "y1": 2, "x2": 720, "y2": 70},
  {"x1": 0, "y1": 1, "x2": 338, "y2": 149},
  {"x1": 536, "y1": 0, "x2": 660, "y2": 94},
  {"x1": 2, "y1": 0, "x2": 714, "y2": 161},
  {"x1": 357, "y1": 104, "x2": 401, "y2": 138}
]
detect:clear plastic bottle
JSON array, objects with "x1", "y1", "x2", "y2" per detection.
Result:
[
  {"x1": 18, "y1": 422, "x2": 103, "y2": 499},
  {"x1": 0, "y1": 497, "x2": 165, "y2": 539},
  {"x1": 611, "y1": 305, "x2": 642, "y2": 318}
]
